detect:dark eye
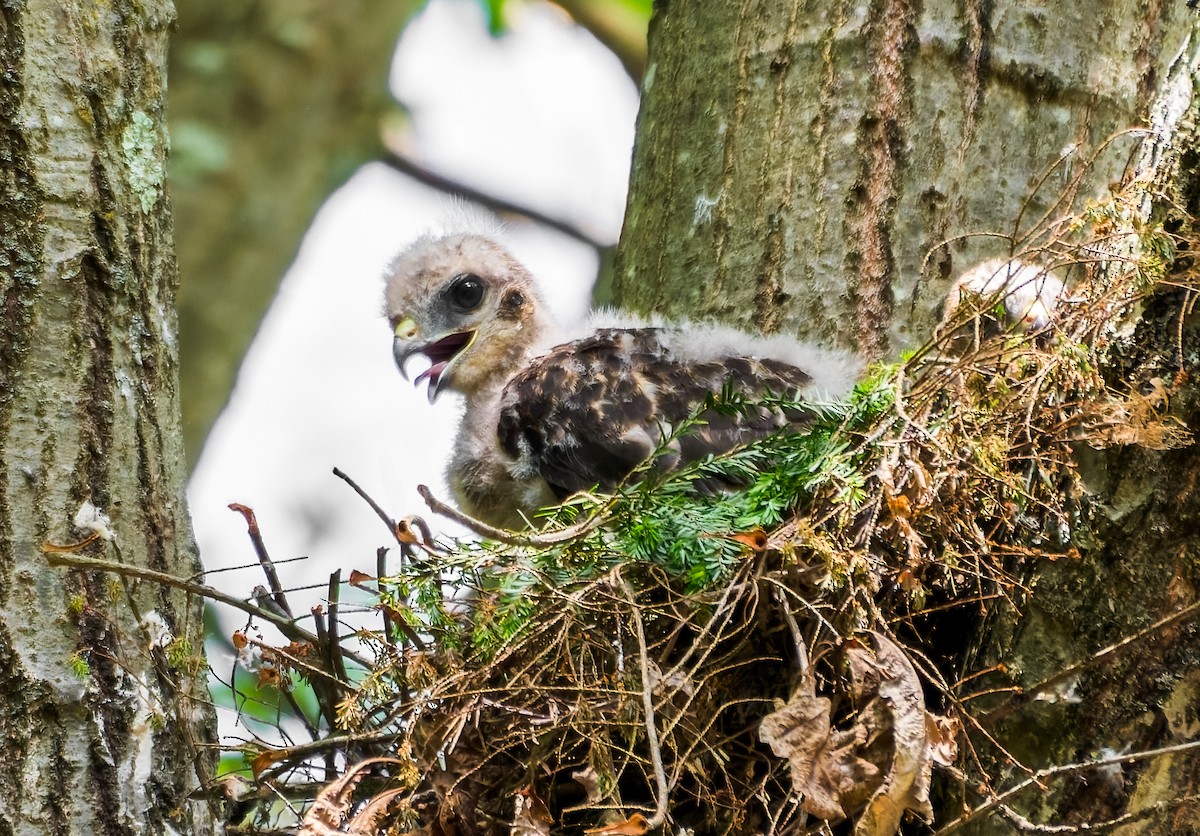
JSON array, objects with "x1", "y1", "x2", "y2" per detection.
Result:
[{"x1": 447, "y1": 274, "x2": 485, "y2": 312}]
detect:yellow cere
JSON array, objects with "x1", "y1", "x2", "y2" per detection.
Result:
[{"x1": 395, "y1": 317, "x2": 419, "y2": 340}]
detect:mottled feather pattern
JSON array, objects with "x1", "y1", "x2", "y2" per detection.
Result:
[
  {"x1": 385, "y1": 232, "x2": 858, "y2": 527},
  {"x1": 497, "y1": 328, "x2": 817, "y2": 499}
]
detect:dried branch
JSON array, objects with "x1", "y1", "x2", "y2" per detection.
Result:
[
  {"x1": 618, "y1": 571, "x2": 669, "y2": 830},
  {"x1": 935, "y1": 739, "x2": 1200, "y2": 834},
  {"x1": 983, "y1": 597, "x2": 1200, "y2": 724},
  {"x1": 380, "y1": 150, "x2": 609, "y2": 251},
  {"x1": 229, "y1": 503, "x2": 293, "y2": 617},
  {"x1": 45, "y1": 552, "x2": 372, "y2": 670},
  {"x1": 417, "y1": 483, "x2": 608, "y2": 546}
]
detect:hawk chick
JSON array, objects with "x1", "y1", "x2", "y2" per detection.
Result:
[
  {"x1": 384, "y1": 233, "x2": 860, "y2": 528},
  {"x1": 938, "y1": 258, "x2": 1067, "y2": 349}
]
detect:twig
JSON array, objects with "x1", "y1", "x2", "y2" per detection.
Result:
[
  {"x1": 376, "y1": 547, "x2": 395, "y2": 650},
  {"x1": 252, "y1": 585, "x2": 292, "y2": 621},
  {"x1": 307, "y1": 603, "x2": 343, "y2": 745},
  {"x1": 45, "y1": 552, "x2": 372, "y2": 670},
  {"x1": 332, "y1": 467, "x2": 402, "y2": 544},
  {"x1": 935, "y1": 739, "x2": 1200, "y2": 834},
  {"x1": 229, "y1": 503, "x2": 293, "y2": 618},
  {"x1": 253, "y1": 729, "x2": 406, "y2": 783},
  {"x1": 774, "y1": 590, "x2": 809, "y2": 671},
  {"x1": 997, "y1": 792, "x2": 1200, "y2": 833},
  {"x1": 326, "y1": 570, "x2": 349, "y2": 684},
  {"x1": 333, "y1": 468, "x2": 443, "y2": 559},
  {"x1": 379, "y1": 150, "x2": 609, "y2": 251},
  {"x1": 242, "y1": 633, "x2": 353, "y2": 692},
  {"x1": 982, "y1": 597, "x2": 1200, "y2": 724},
  {"x1": 416, "y1": 484, "x2": 608, "y2": 547},
  {"x1": 618, "y1": 571, "x2": 669, "y2": 830}
]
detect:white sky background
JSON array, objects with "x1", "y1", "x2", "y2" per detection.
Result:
[{"x1": 187, "y1": 0, "x2": 638, "y2": 668}]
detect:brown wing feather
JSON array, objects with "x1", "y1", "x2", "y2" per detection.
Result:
[{"x1": 496, "y1": 328, "x2": 816, "y2": 499}]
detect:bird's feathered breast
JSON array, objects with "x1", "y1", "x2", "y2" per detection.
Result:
[{"x1": 496, "y1": 327, "x2": 820, "y2": 499}]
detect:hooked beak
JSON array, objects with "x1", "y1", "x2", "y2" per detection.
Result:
[{"x1": 393, "y1": 319, "x2": 477, "y2": 403}]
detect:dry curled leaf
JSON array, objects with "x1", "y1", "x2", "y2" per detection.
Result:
[
  {"x1": 298, "y1": 757, "x2": 405, "y2": 836},
  {"x1": 512, "y1": 784, "x2": 554, "y2": 835},
  {"x1": 886, "y1": 494, "x2": 912, "y2": 519},
  {"x1": 854, "y1": 633, "x2": 933, "y2": 836},
  {"x1": 395, "y1": 515, "x2": 436, "y2": 548},
  {"x1": 249, "y1": 747, "x2": 288, "y2": 779},
  {"x1": 349, "y1": 569, "x2": 375, "y2": 589},
  {"x1": 925, "y1": 713, "x2": 961, "y2": 768},
  {"x1": 256, "y1": 665, "x2": 282, "y2": 689},
  {"x1": 345, "y1": 787, "x2": 407, "y2": 835},
  {"x1": 584, "y1": 813, "x2": 650, "y2": 835},
  {"x1": 759, "y1": 667, "x2": 877, "y2": 820},
  {"x1": 760, "y1": 632, "x2": 957, "y2": 835},
  {"x1": 729, "y1": 528, "x2": 770, "y2": 552}
]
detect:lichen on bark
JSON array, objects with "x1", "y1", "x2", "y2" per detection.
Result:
[{"x1": 0, "y1": 2, "x2": 216, "y2": 832}]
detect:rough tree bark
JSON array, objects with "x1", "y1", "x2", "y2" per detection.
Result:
[
  {"x1": 615, "y1": 2, "x2": 1199, "y2": 831},
  {"x1": 169, "y1": 0, "x2": 419, "y2": 464},
  {"x1": 616, "y1": 1, "x2": 1188, "y2": 359},
  {"x1": 0, "y1": 2, "x2": 215, "y2": 833}
]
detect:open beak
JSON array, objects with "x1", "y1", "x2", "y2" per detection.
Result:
[{"x1": 393, "y1": 324, "x2": 477, "y2": 403}]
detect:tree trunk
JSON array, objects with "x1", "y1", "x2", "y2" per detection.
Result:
[
  {"x1": 169, "y1": 0, "x2": 419, "y2": 464},
  {"x1": 615, "y1": 1, "x2": 1200, "y2": 831},
  {"x1": 975, "y1": 39, "x2": 1200, "y2": 830},
  {"x1": 616, "y1": 0, "x2": 1188, "y2": 359},
  {"x1": 0, "y1": 2, "x2": 215, "y2": 832}
]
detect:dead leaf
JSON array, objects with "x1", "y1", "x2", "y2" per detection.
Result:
[
  {"x1": 394, "y1": 517, "x2": 421, "y2": 544},
  {"x1": 853, "y1": 633, "x2": 933, "y2": 836},
  {"x1": 380, "y1": 602, "x2": 411, "y2": 624},
  {"x1": 256, "y1": 665, "x2": 281, "y2": 689},
  {"x1": 349, "y1": 569, "x2": 375, "y2": 589},
  {"x1": 249, "y1": 747, "x2": 289, "y2": 778},
  {"x1": 584, "y1": 813, "x2": 650, "y2": 835},
  {"x1": 298, "y1": 757, "x2": 406, "y2": 836},
  {"x1": 762, "y1": 632, "x2": 956, "y2": 834},
  {"x1": 572, "y1": 766, "x2": 604, "y2": 804},
  {"x1": 346, "y1": 787, "x2": 407, "y2": 835},
  {"x1": 759, "y1": 670, "x2": 877, "y2": 820},
  {"x1": 886, "y1": 494, "x2": 911, "y2": 519},
  {"x1": 281, "y1": 641, "x2": 314, "y2": 658},
  {"x1": 729, "y1": 528, "x2": 770, "y2": 552},
  {"x1": 395, "y1": 515, "x2": 436, "y2": 548},
  {"x1": 897, "y1": 569, "x2": 924, "y2": 595},
  {"x1": 925, "y1": 713, "x2": 961, "y2": 768},
  {"x1": 512, "y1": 784, "x2": 554, "y2": 835},
  {"x1": 844, "y1": 639, "x2": 880, "y2": 701}
]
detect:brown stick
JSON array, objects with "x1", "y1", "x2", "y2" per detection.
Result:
[
  {"x1": 229, "y1": 503, "x2": 293, "y2": 618},
  {"x1": 45, "y1": 552, "x2": 372, "y2": 670}
]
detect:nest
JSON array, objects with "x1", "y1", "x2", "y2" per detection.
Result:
[{"x1": 182, "y1": 184, "x2": 1199, "y2": 835}]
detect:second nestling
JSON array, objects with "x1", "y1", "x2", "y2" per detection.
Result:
[{"x1": 937, "y1": 258, "x2": 1069, "y2": 351}]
